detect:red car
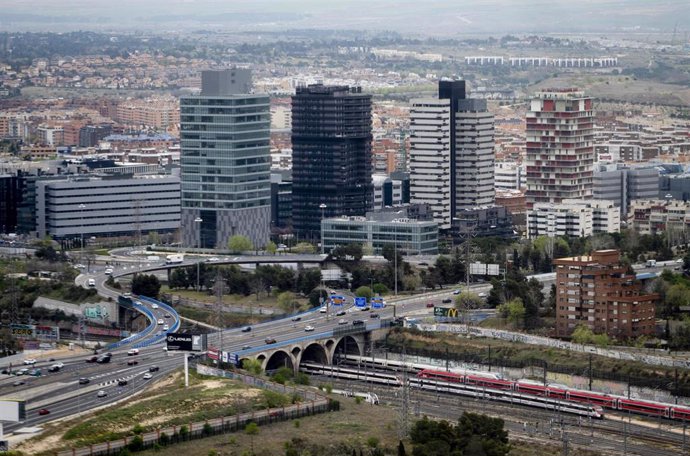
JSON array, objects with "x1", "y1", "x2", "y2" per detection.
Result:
[
  {"x1": 127, "y1": 360, "x2": 138, "y2": 366},
  {"x1": 426, "y1": 302, "x2": 434, "y2": 308},
  {"x1": 38, "y1": 408, "x2": 50, "y2": 415}
]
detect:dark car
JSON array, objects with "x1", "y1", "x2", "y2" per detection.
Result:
[
  {"x1": 96, "y1": 356, "x2": 111, "y2": 364},
  {"x1": 360, "y1": 306, "x2": 370, "y2": 312},
  {"x1": 352, "y1": 320, "x2": 364, "y2": 326},
  {"x1": 241, "y1": 345, "x2": 251, "y2": 350},
  {"x1": 13, "y1": 380, "x2": 24, "y2": 387},
  {"x1": 426, "y1": 302, "x2": 434, "y2": 308},
  {"x1": 149, "y1": 366, "x2": 160, "y2": 372},
  {"x1": 336, "y1": 310, "x2": 346, "y2": 316},
  {"x1": 241, "y1": 326, "x2": 252, "y2": 333},
  {"x1": 369, "y1": 313, "x2": 380, "y2": 319},
  {"x1": 291, "y1": 316, "x2": 301, "y2": 322},
  {"x1": 442, "y1": 298, "x2": 452, "y2": 304},
  {"x1": 38, "y1": 408, "x2": 50, "y2": 415},
  {"x1": 127, "y1": 359, "x2": 138, "y2": 366},
  {"x1": 78, "y1": 378, "x2": 90, "y2": 385},
  {"x1": 85, "y1": 355, "x2": 98, "y2": 363},
  {"x1": 264, "y1": 338, "x2": 277, "y2": 344},
  {"x1": 118, "y1": 379, "x2": 128, "y2": 386},
  {"x1": 47, "y1": 365, "x2": 60, "y2": 373}
]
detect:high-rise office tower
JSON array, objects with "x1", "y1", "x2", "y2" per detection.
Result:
[
  {"x1": 291, "y1": 84, "x2": 373, "y2": 239},
  {"x1": 525, "y1": 88, "x2": 594, "y2": 209},
  {"x1": 180, "y1": 69, "x2": 271, "y2": 248},
  {"x1": 409, "y1": 80, "x2": 495, "y2": 230}
]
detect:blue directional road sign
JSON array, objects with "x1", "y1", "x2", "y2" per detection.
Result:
[{"x1": 354, "y1": 297, "x2": 367, "y2": 308}]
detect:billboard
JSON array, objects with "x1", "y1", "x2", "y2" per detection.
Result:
[
  {"x1": 207, "y1": 347, "x2": 219, "y2": 360},
  {"x1": 354, "y1": 297, "x2": 367, "y2": 308},
  {"x1": 433, "y1": 307, "x2": 459, "y2": 318},
  {"x1": 10, "y1": 324, "x2": 59, "y2": 341},
  {"x1": 486, "y1": 264, "x2": 501, "y2": 276},
  {"x1": 10, "y1": 324, "x2": 34, "y2": 339},
  {"x1": 166, "y1": 333, "x2": 206, "y2": 352},
  {"x1": 0, "y1": 400, "x2": 26, "y2": 422},
  {"x1": 469, "y1": 263, "x2": 487, "y2": 275}
]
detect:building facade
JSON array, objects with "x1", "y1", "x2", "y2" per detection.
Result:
[
  {"x1": 180, "y1": 69, "x2": 271, "y2": 248},
  {"x1": 494, "y1": 161, "x2": 523, "y2": 190},
  {"x1": 527, "y1": 199, "x2": 620, "y2": 239},
  {"x1": 35, "y1": 175, "x2": 181, "y2": 239},
  {"x1": 525, "y1": 89, "x2": 594, "y2": 208},
  {"x1": 628, "y1": 199, "x2": 690, "y2": 238},
  {"x1": 409, "y1": 80, "x2": 496, "y2": 231},
  {"x1": 593, "y1": 163, "x2": 659, "y2": 217},
  {"x1": 322, "y1": 213, "x2": 438, "y2": 255},
  {"x1": 409, "y1": 97, "x2": 452, "y2": 229},
  {"x1": 554, "y1": 250, "x2": 658, "y2": 338},
  {"x1": 455, "y1": 99, "x2": 495, "y2": 209},
  {"x1": 291, "y1": 84, "x2": 373, "y2": 240}
]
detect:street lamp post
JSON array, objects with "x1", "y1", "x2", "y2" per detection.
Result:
[
  {"x1": 319, "y1": 204, "x2": 327, "y2": 254},
  {"x1": 194, "y1": 217, "x2": 202, "y2": 291}
]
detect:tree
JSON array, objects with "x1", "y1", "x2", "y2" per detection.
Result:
[
  {"x1": 397, "y1": 440, "x2": 407, "y2": 456},
  {"x1": 571, "y1": 324, "x2": 595, "y2": 344},
  {"x1": 228, "y1": 235, "x2": 253, "y2": 253},
  {"x1": 496, "y1": 298, "x2": 525, "y2": 328},
  {"x1": 455, "y1": 291, "x2": 483, "y2": 311},
  {"x1": 265, "y1": 240, "x2": 277, "y2": 255},
  {"x1": 242, "y1": 358, "x2": 263, "y2": 375},
  {"x1": 245, "y1": 422, "x2": 259, "y2": 455},
  {"x1": 131, "y1": 274, "x2": 161, "y2": 298},
  {"x1": 277, "y1": 291, "x2": 298, "y2": 313},
  {"x1": 297, "y1": 268, "x2": 322, "y2": 296},
  {"x1": 355, "y1": 286, "x2": 373, "y2": 300},
  {"x1": 292, "y1": 242, "x2": 316, "y2": 254}
]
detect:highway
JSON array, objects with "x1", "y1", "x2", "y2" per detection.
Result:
[{"x1": 1, "y1": 253, "x2": 678, "y2": 438}]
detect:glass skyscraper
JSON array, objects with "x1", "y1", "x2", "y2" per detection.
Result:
[{"x1": 180, "y1": 69, "x2": 271, "y2": 248}]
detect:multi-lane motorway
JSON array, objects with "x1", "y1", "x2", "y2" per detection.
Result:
[{"x1": 0, "y1": 253, "x2": 678, "y2": 440}]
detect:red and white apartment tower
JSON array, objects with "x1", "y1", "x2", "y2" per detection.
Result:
[{"x1": 525, "y1": 88, "x2": 595, "y2": 209}]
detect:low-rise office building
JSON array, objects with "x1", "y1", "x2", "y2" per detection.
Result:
[
  {"x1": 322, "y1": 211, "x2": 438, "y2": 255},
  {"x1": 35, "y1": 175, "x2": 180, "y2": 239}
]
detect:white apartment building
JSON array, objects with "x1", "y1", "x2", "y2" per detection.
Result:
[
  {"x1": 494, "y1": 161, "x2": 523, "y2": 190},
  {"x1": 455, "y1": 99, "x2": 495, "y2": 209},
  {"x1": 372, "y1": 173, "x2": 404, "y2": 209},
  {"x1": 527, "y1": 199, "x2": 620, "y2": 239},
  {"x1": 409, "y1": 98, "x2": 452, "y2": 229},
  {"x1": 629, "y1": 199, "x2": 690, "y2": 236}
]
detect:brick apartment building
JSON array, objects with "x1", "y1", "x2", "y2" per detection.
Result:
[{"x1": 554, "y1": 249, "x2": 658, "y2": 339}]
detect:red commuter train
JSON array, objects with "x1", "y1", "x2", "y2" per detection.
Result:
[{"x1": 417, "y1": 369, "x2": 690, "y2": 421}]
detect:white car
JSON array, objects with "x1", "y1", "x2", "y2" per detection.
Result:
[
  {"x1": 52, "y1": 362, "x2": 64, "y2": 369},
  {"x1": 104, "y1": 268, "x2": 113, "y2": 275},
  {"x1": 478, "y1": 292, "x2": 487, "y2": 298},
  {"x1": 97, "y1": 390, "x2": 107, "y2": 398},
  {"x1": 127, "y1": 348, "x2": 139, "y2": 356},
  {"x1": 338, "y1": 319, "x2": 347, "y2": 325},
  {"x1": 319, "y1": 307, "x2": 327, "y2": 313},
  {"x1": 452, "y1": 289, "x2": 461, "y2": 295},
  {"x1": 151, "y1": 303, "x2": 159, "y2": 309},
  {"x1": 304, "y1": 325, "x2": 315, "y2": 332},
  {"x1": 157, "y1": 319, "x2": 164, "y2": 325},
  {"x1": 143, "y1": 373, "x2": 153, "y2": 380},
  {"x1": 163, "y1": 324, "x2": 169, "y2": 331},
  {"x1": 23, "y1": 359, "x2": 36, "y2": 365}
]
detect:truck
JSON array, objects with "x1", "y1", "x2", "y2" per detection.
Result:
[
  {"x1": 165, "y1": 254, "x2": 184, "y2": 265},
  {"x1": 646, "y1": 259, "x2": 657, "y2": 267}
]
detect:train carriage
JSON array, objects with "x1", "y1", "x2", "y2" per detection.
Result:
[{"x1": 618, "y1": 399, "x2": 669, "y2": 418}]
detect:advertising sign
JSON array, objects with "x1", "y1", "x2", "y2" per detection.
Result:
[
  {"x1": 469, "y1": 263, "x2": 487, "y2": 275},
  {"x1": 166, "y1": 333, "x2": 206, "y2": 352},
  {"x1": 10, "y1": 324, "x2": 34, "y2": 339},
  {"x1": 207, "y1": 347, "x2": 219, "y2": 360},
  {"x1": 433, "y1": 307, "x2": 459, "y2": 318},
  {"x1": 0, "y1": 400, "x2": 26, "y2": 422},
  {"x1": 486, "y1": 264, "x2": 500, "y2": 276},
  {"x1": 354, "y1": 297, "x2": 367, "y2": 308}
]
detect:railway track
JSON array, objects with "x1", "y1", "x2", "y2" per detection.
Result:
[{"x1": 310, "y1": 374, "x2": 688, "y2": 456}]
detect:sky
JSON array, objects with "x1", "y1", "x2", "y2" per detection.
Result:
[{"x1": 1, "y1": 0, "x2": 688, "y2": 35}]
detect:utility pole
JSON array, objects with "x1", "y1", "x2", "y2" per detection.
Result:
[
  {"x1": 215, "y1": 268, "x2": 225, "y2": 366},
  {"x1": 398, "y1": 343, "x2": 409, "y2": 440}
]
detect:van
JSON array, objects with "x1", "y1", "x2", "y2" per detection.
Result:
[
  {"x1": 87, "y1": 278, "x2": 96, "y2": 287},
  {"x1": 646, "y1": 259, "x2": 657, "y2": 267}
]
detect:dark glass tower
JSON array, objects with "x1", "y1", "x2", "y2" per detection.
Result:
[{"x1": 291, "y1": 84, "x2": 373, "y2": 239}]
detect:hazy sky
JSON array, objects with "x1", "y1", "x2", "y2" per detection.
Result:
[{"x1": 1, "y1": 0, "x2": 688, "y2": 35}]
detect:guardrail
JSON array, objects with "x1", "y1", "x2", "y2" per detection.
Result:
[
  {"x1": 104, "y1": 303, "x2": 156, "y2": 351},
  {"x1": 132, "y1": 296, "x2": 181, "y2": 349},
  {"x1": 56, "y1": 365, "x2": 330, "y2": 456}
]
